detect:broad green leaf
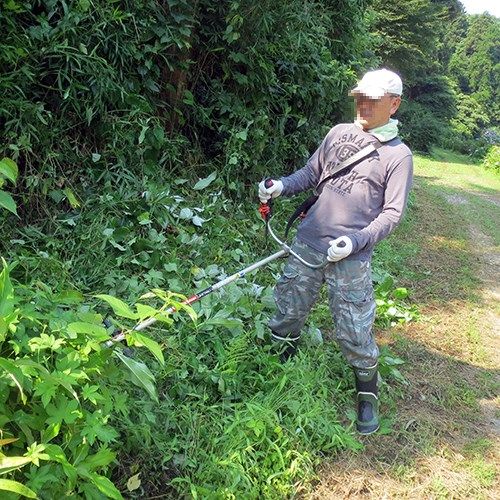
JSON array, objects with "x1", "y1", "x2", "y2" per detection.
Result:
[
  {"x1": 193, "y1": 171, "x2": 216, "y2": 190},
  {"x1": 0, "y1": 259, "x2": 14, "y2": 317},
  {"x1": 67, "y1": 322, "x2": 108, "y2": 341},
  {"x1": 0, "y1": 158, "x2": 18, "y2": 184},
  {"x1": 44, "y1": 372, "x2": 79, "y2": 403},
  {"x1": 46, "y1": 397, "x2": 80, "y2": 425},
  {"x1": 168, "y1": 299, "x2": 197, "y2": 322},
  {"x1": 14, "y1": 359, "x2": 48, "y2": 378},
  {"x1": 393, "y1": 287, "x2": 409, "y2": 299},
  {"x1": 127, "y1": 331, "x2": 165, "y2": 365},
  {"x1": 0, "y1": 479, "x2": 36, "y2": 498},
  {"x1": 138, "y1": 125, "x2": 148, "y2": 145},
  {"x1": 235, "y1": 130, "x2": 247, "y2": 141},
  {"x1": 80, "y1": 411, "x2": 119, "y2": 445},
  {"x1": 153, "y1": 125, "x2": 164, "y2": 142},
  {"x1": 114, "y1": 351, "x2": 158, "y2": 403},
  {"x1": 44, "y1": 444, "x2": 71, "y2": 468},
  {"x1": 0, "y1": 191, "x2": 17, "y2": 215},
  {"x1": 0, "y1": 455, "x2": 32, "y2": 475},
  {"x1": 95, "y1": 295, "x2": 138, "y2": 320},
  {"x1": 0, "y1": 358, "x2": 27, "y2": 404},
  {"x1": 81, "y1": 448, "x2": 116, "y2": 471},
  {"x1": 0, "y1": 317, "x2": 7, "y2": 340},
  {"x1": 182, "y1": 89, "x2": 195, "y2": 105},
  {"x1": 89, "y1": 473, "x2": 122, "y2": 500},
  {"x1": 53, "y1": 290, "x2": 84, "y2": 304},
  {"x1": 135, "y1": 303, "x2": 159, "y2": 319},
  {"x1": 135, "y1": 303, "x2": 172, "y2": 324},
  {"x1": 41, "y1": 422, "x2": 60, "y2": 443},
  {"x1": 81, "y1": 384, "x2": 104, "y2": 405},
  {"x1": 63, "y1": 188, "x2": 80, "y2": 208}
]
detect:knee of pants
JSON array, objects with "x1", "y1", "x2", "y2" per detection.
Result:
[{"x1": 268, "y1": 313, "x2": 306, "y2": 339}]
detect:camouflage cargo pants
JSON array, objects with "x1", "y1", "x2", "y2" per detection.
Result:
[{"x1": 269, "y1": 240, "x2": 378, "y2": 368}]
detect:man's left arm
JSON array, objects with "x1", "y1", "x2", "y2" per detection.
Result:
[{"x1": 349, "y1": 154, "x2": 414, "y2": 254}]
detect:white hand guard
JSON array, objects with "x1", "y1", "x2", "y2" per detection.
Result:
[
  {"x1": 327, "y1": 236, "x2": 353, "y2": 262},
  {"x1": 258, "y1": 179, "x2": 284, "y2": 203}
]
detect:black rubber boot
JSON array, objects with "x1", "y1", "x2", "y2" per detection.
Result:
[
  {"x1": 353, "y1": 364, "x2": 379, "y2": 435},
  {"x1": 271, "y1": 331, "x2": 299, "y2": 363},
  {"x1": 279, "y1": 339, "x2": 298, "y2": 363}
]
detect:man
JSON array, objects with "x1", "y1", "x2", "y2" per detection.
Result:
[{"x1": 258, "y1": 68, "x2": 413, "y2": 435}]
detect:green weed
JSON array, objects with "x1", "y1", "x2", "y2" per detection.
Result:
[
  {"x1": 0, "y1": 162, "x2": 424, "y2": 497},
  {"x1": 462, "y1": 438, "x2": 494, "y2": 457},
  {"x1": 0, "y1": 257, "x2": 200, "y2": 498},
  {"x1": 462, "y1": 458, "x2": 496, "y2": 488}
]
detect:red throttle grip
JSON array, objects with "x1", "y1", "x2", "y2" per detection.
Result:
[
  {"x1": 258, "y1": 203, "x2": 271, "y2": 220},
  {"x1": 259, "y1": 177, "x2": 274, "y2": 221}
]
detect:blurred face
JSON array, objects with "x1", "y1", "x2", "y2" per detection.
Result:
[{"x1": 353, "y1": 93, "x2": 401, "y2": 130}]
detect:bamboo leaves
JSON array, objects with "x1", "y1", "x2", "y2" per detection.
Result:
[{"x1": 0, "y1": 158, "x2": 18, "y2": 216}]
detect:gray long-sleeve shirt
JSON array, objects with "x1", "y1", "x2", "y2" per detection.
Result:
[{"x1": 281, "y1": 123, "x2": 413, "y2": 261}]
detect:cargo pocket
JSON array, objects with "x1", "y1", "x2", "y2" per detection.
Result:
[
  {"x1": 274, "y1": 265, "x2": 300, "y2": 316},
  {"x1": 335, "y1": 284, "x2": 375, "y2": 346}
]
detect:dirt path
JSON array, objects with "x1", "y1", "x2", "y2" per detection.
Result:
[
  {"x1": 468, "y1": 223, "x2": 500, "y2": 437},
  {"x1": 309, "y1": 183, "x2": 500, "y2": 499}
]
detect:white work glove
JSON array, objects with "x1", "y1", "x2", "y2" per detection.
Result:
[
  {"x1": 327, "y1": 236, "x2": 353, "y2": 262},
  {"x1": 258, "y1": 179, "x2": 284, "y2": 203}
]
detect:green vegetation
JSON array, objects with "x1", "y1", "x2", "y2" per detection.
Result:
[
  {"x1": 1, "y1": 165, "x2": 416, "y2": 497},
  {"x1": 0, "y1": 158, "x2": 18, "y2": 215},
  {"x1": 483, "y1": 145, "x2": 500, "y2": 173},
  {"x1": 0, "y1": 261, "x2": 173, "y2": 499}
]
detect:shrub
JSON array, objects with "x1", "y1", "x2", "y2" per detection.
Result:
[
  {"x1": 1, "y1": 0, "x2": 371, "y2": 215},
  {"x1": 397, "y1": 100, "x2": 443, "y2": 153},
  {"x1": 440, "y1": 131, "x2": 490, "y2": 158},
  {"x1": 482, "y1": 145, "x2": 500, "y2": 173},
  {"x1": 0, "y1": 259, "x2": 183, "y2": 498}
]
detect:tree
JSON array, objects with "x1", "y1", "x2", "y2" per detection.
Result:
[
  {"x1": 368, "y1": 0, "x2": 463, "y2": 151},
  {"x1": 369, "y1": 0, "x2": 445, "y2": 84},
  {"x1": 448, "y1": 13, "x2": 500, "y2": 125}
]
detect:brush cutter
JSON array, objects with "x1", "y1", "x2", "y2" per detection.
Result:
[{"x1": 104, "y1": 179, "x2": 328, "y2": 346}]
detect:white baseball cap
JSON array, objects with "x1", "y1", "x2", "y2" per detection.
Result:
[{"x1": 350, "y1": 69, "x2": 403, "y2": 98}]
